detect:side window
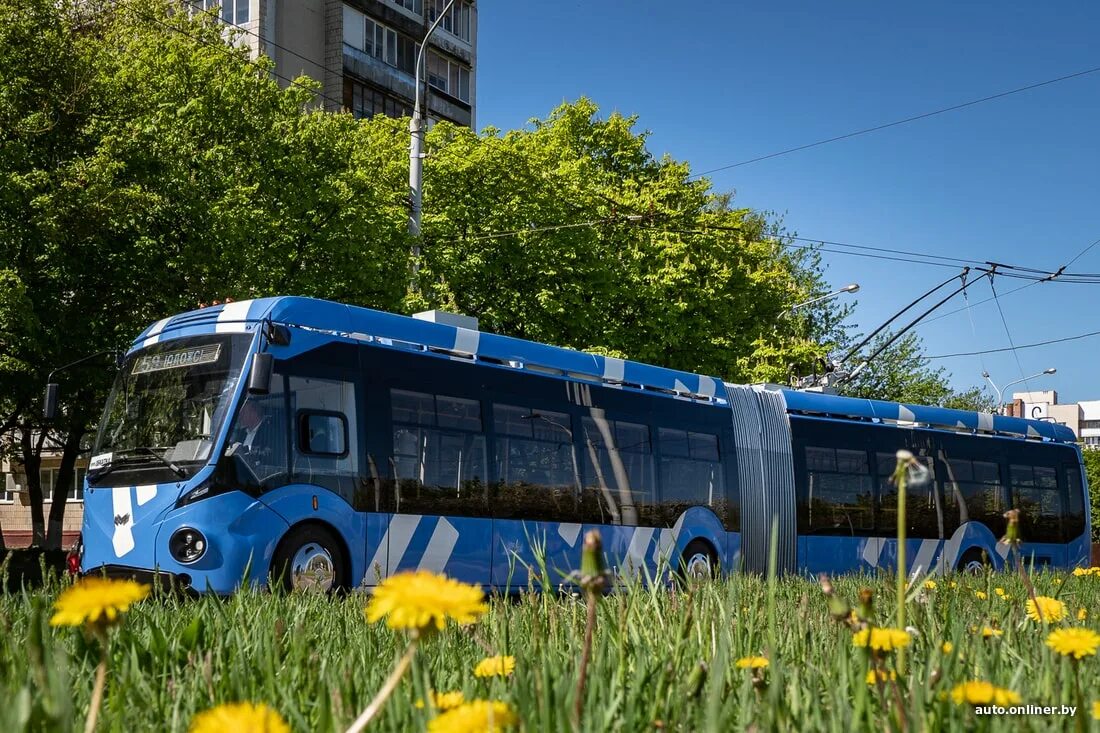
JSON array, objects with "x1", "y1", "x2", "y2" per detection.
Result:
[
  {"x1": 492, "y1": 403, "x2": 578, "y2": 521},
  {"x1": 876, "y1": 452, "x2": 939, "y2": 539},
  {"x1": 1010, "y1": 464, "x2": 1063, "y2": 543},
  {"x1": 941, "y1": 457, "x2": 1009, "y2": 538},
  {"x1": 657, "y1": 428, "x2": 725, "y2": 522},
  {"x1": 225, "y1": 376, "x2": 289, "y2": 492},
  {"x1": 1063, "y1": 466, "x2": 1087, "y2": 541},
  {"x1": 391, "y1": 389, "x2": 487, "y2": 517},
  {"x1": 581, "y1": 415, "x2": 654, "y2": 526},
  {"x1": 803, "y1": 446, "x2": 874, "y2": 535},
  {"x1": 289, "y1": 377, "x2": 358, "y2": 503}
]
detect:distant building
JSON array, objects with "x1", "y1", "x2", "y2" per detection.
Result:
[
  {"x1": 1, "y1": 436, "x2": 84, "y2": 549},
  {"x1": 1004, "y1": 390, "x2": 1100, "y2": 448},
  {"x1": 191, "y1": 0, "x2": 477, "y2": 127}
]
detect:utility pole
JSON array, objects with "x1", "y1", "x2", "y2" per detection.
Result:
[{"x1": 408, "y1": 0, "x2": 455, "y2": 294}]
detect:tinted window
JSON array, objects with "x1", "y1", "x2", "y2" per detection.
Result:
[
  {"x1": 1064, "y1": 466, "x2": 1087, "y2": 540},
  {"x1": 1010, "y1": 464, "x2": 1062, "y2": 543},
  {"x1": 876, "y1": 452, "x2": 939, "y2": 539},
  {"x1": 492, "y1": 404, "x2": 579, "y2": 521},
  {"x1": 224, "y1": 375, "x2": 289, "y2": 492},
  {"x1": 390, "y1": 389, "x2": 487, "y2": 517},
  {"x1": 581, "y1": 415, "x2": 653, "y2": 526},
  {"x1": 299, "y1": 412, "x2": 348, "y2": 456},
  {"x1": 941, "y1": 457, "x2": 1009, "y2": 537},
  {"x1": 657, "y1": 427, "x2": 725, "y2": 522},
  {"x1": 803, "y1": 446, "x2": 874, "y2": 535}
]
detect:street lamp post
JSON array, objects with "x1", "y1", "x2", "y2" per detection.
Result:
[
  {"x1": 982, "y1": 368, "x2": 1057, "y2": 414},
  {"x1": 789, "y1": 283, "x2": 860, "y2": 312},
  {"x1": 408, "y1": 0, "x2": 455, "y2": 294}
]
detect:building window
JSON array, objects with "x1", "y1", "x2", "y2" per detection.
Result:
[
  {"x1": 343, "y1": 79, "x2": 412, "y2": 120},
  {"x1": 426, "y1": 51, "x2": 471, "y2": 103},
  {"x1": 428, "y1": 0, "x2": 472, "y2": 42},
  {"x1": 343, "y1": 7, "x2": 418, "y2": 75},
  {"x1": 0, "y1": 473, "x2": 13, "y2": 504},
  {"x1": 39, "y1": 467, "x2": 85, "y2": 503},
  {"x1": 194, "y1": 0, "x2": 249, "y2": 24},
  {"x1": 1082, "y1": 420, "x2": 1100, "y2": 430},
  {"x1": 391, "y1": 0, "x2": 423, "y2": 15}
]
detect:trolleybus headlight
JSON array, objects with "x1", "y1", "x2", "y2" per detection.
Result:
[{"x1": 169, "y1": 528, "x2": 207, "y2": 564}]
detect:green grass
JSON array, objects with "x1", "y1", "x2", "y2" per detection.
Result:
[{"x1": 1, "y1": 568, "x2": 1098, "y2": 731}]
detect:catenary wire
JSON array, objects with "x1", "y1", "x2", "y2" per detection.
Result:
[
  {"x1": 690, "y1": 63, "x2": 1100, "y2": 178},
  {"x1": 924, "y1": 329, "x2": 1100, "y2": 359}
]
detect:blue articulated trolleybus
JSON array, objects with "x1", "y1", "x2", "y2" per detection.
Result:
[{"x1": 77, "y1": 297, "x2": 1091, "y2": 593}]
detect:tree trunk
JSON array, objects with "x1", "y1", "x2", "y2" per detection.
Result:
[
  {"x1": 46, "y1": 427, "x2": 84, "y2": 550},
  {"x1": 19, "y1": 426, "x2": 47, "y2": 547}
]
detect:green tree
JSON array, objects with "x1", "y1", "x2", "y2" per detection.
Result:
[
  {"x1": 414, "y1": 100, "x2": 830, "y2": 382},
  {"x1": 0, "y1": 0, "x2": 407, "y2": 545},
  {"x1": 836, "y1": 331, "x2": 995, "y2": 409}
]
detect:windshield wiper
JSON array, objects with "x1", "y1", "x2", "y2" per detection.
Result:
[{"x1": 88, "y1": 447, "x2": 186, "y2": 482}]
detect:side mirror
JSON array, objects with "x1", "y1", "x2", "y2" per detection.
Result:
[
  {"x1": 247, "y1": 353, "x2": 273, "y2": 395},
  {"x1": 43, "y1": 383, "x2": 59, "y2": 419}
]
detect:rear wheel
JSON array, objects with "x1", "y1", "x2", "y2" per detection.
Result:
[
  {"x1": 271, "y1": 525, "x2": 346, "y2": 593},
  {"x1": 957, "y1": 548, "x2": 990, "y2": 574},
  {"x1": 679, "y1": 540, "x2": 718, "y2": 585}
]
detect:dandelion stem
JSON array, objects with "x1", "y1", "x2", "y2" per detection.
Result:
[
  {"x1": 345, "y1": 640, "x2": 418, "y2": 733},
  {"x1": 573, "y1": 588, "x2": 597, "y2": 728},
  {"x1": 84, "y1": 653, "x2": 108, "y2": 733}
]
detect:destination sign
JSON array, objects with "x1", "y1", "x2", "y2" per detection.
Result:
[{"x1": 132, "y1": 343, "x2": 222, "y2": 374}]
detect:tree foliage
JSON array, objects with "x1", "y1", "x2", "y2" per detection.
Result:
[
  {"x1": 836, "y1": 331, "x2": 996, "y2": 410},
  {"x1": 0, "y1": 0, "x2": 989, "y2": 545}
]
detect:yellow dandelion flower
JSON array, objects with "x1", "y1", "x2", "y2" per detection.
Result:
[
  {"x1": 950, "y1": 680, "x2": 1021, "y2": 706},
  {"x1": 974, "y1": 626, "x2": 1003, "y2": 638},
  {"x1": 1053, "y1": 578, "x2": 1062, "y2": 585},
  {"x1": 949, "y1": 581, "x2": 958, "y2": 588},
  {"x1": 474, "y1": 655, "x2": 516, "y2": 678},
  {"x1": 1025, "y1": 596, "x2": 1067, "y2": 623},
  {"x1": 1078, "y1": 608, "x2": 1088, "y2": 621},
  {"x1": 189, "y1": 702, "x2": 289, "y2": 733},
  {"x1": 924, "y1": 580, "x2": 937, "y2": 590},
  {"x1": 1072, "y1": 567, "x2": 1100, "y2": 577},
  {"x1": 50, "y1": 577, "x2": 150, "y2": 628},
  {"x1": 1093, "y1": 701, "x2": 1100, "y2": 720},
  {"x1": 865, "y1": 668, "x2": 897, "y2": 684},
  {"x1": 1045, "y1": 628, "x2": 1100, "y2": 660},
  {"x1": 416, "y1": 691, "x2": 466, "y2": 711},
  {"x1": 975, "y1": 591, "x2": 987, "y2": 600},
  {"x1": 852, "y1": 627, "x2": 911, "y2": 653},
  {"x1": 427, "y1": 700, "x2": 518, "y2": 733},
  {"x1": 735, "y1": 656, "x2": 769, "y2": 669},
  {"x1": 942, "y1": 641, "x2": 954, "y2": 654},
  {"x1": 365, "y1": 571, "x2": 488, "y2": 634},
  {"x1": 994, "y1": 587, "x2": 1005, "y2": 597}
]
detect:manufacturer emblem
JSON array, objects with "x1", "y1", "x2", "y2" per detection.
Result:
[{"x1": 114, "y1": 513, "x2": 130, "y2": 526}]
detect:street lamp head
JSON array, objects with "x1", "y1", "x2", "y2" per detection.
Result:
[
  {"x1": 842, "y1": 283, "x2": 860, "y2": 293},
  {"x1": 1043, "y1": 367, "x2": 1057, "y2": 375},
  {"x1": 981, "y1": 370, "x2": 990, "y2": 379}
]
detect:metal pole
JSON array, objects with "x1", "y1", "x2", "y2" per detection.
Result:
[{"x1": 408, "y1": 0, "x2": 455, "y2": 294}]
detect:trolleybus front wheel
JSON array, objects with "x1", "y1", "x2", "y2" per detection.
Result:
[
  {"x1": 957, "y1": 548, "x2": 991, "y2": 574},
  {"x1": 272, "y1": 524, "x2": 347, "y2": 593}
]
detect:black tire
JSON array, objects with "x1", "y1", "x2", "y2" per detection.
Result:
[
  {"x1": 957, "y1": 548, "x2": 990, "y2": 574},
  {"x1": 271, "y1": 524, "x2": 348, "y2": 593},
  {"x1": 679, "y1": 539, "x2": 719, "y2": 586}
]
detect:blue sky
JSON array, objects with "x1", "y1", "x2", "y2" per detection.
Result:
[{"x1": 473, "y1": 1, "x2": 1100, "y2": 403}]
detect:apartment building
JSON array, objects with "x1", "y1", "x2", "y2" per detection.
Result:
[{"x1": 192, "y1": 0, "x2": 477, "y2": 126}]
